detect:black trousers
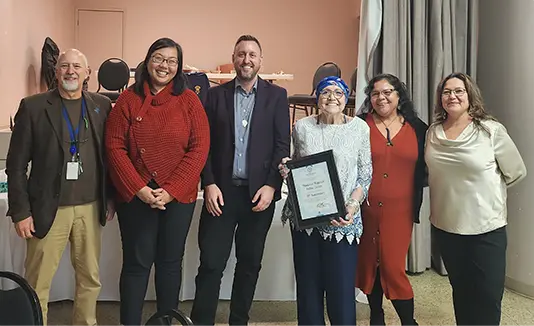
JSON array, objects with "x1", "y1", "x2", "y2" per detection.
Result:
[
  {"x1": 291, "y1": 228, "x2": 358, "y2": 326},
  {"x1": 434, "y1": 226, "x2": 507, "y2": 325},
  {"x1": 190, "y1": 185, "x2": 275, "y2": 325},
  {"x1": 117, "y1": 195, "x2": 195, "y2": 325}
]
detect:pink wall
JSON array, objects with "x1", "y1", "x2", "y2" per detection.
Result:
[
  {"x1": 0, "y1": 0, "x2": 75, "y2": 128},
  {"x1": 73, "y1": 0, "x2": 361, "y2": 96},
  {"x1": 0, "y1": 0, "x2": 361, "y2": 127}
]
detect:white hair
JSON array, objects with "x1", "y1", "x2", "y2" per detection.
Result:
[{"x1": 56, "y1": 49, "x2": 89, "y2": 69}]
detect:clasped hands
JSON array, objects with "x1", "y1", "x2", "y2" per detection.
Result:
[
  {"x1": 278, "y1": 156, "x2": 355, "y2": 227},
  {"x1": 136, "y1": 186, "x2": 174, "y2": 210},
  {"x1": 204, "y1": 183, "x2": 275, "y2": 217}
]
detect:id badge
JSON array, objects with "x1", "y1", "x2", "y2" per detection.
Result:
[{"x1": 66, "y1": 161, "x2": 79, "y2": 180}]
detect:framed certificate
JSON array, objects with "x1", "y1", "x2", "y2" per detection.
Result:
[{"x1": 286, "y1": 150, "x2": 346, "y2": 231}]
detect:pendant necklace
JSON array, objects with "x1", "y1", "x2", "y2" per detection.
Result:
[
  {"x1": 376, "y1": 114, "x2": 398, "y2": 146},
  {"x1": 240, "y1": 93, "x2": 254, "y2": 129},
  {"x1": 241, "y1": 104, "x2": 253, "y2": 129}
]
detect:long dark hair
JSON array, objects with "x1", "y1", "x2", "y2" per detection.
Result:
[
  {"x1": 361, "y1": 73, "x2": 419, "y2": 128},
  {"x1": 132, "y1": 37, "x2": 187, "y2": 97}
]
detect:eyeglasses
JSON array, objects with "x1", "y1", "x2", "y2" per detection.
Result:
[
  {"x1": 151, "y1": 54, "x2": 179, "y2": 67},
  {"x1": 442, "y1": 88, "x2": 466, "y2": 97},
  {"x1": 319, "y1": 89, "x2": 345, "y2": 99},
  {"x1": 371, "y1": 88, "x2": 395, "y2": 98}
]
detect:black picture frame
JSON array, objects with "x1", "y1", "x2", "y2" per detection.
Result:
[{"x1": 286, "y1": 150, "x2": 346, "y2": 231}]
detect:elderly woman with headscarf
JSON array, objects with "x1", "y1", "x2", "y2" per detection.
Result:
[{"x1": 278, "y1": 76, "x2": 372, "y2": 325}]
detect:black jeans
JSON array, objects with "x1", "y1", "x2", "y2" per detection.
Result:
[
  {"x1": 434, "y1": 226, "x2": 507, "y2": 325},
  {"x1": 117, "y1": 195, "x2": 195, "y2": 325},
  {"x1": 190, "y1": 185, "x2": 275, "y2": 325}
]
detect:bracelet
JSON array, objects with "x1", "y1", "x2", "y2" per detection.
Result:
[{"x1": 346, "y1": 198, "x2": 360, "y2": 208}]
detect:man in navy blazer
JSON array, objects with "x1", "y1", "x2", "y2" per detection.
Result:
[{"x1": 191, "y1": 35, "x2": 290, "y2": 325}]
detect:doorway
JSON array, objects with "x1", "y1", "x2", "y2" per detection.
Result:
[{"x1": 75, "y1": 9, "x2": 124, "y2": 92}]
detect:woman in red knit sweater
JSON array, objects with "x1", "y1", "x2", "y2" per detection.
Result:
[{"x1": 105, "y1": 37, "x2": 210, "y2": 325}]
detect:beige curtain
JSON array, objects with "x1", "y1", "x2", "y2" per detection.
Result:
[
  {"x1": 354, "y1": 0, "x2": 383, "y2": 111},
  {"x1": 356, "y1": 0, "x2": 479, "y2": 274}
]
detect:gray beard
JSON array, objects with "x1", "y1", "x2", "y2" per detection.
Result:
[{"x1": 61, "y1": 80, "x2": 79, "y2": 91}]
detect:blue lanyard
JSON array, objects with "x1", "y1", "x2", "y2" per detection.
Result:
[{"x1": 61, "y1": 97, "x2": 87, "y2": 157}]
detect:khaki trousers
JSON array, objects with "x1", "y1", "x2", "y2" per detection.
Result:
[{"x1": 25, "y1": 201, "x2": 102, "y2": 325}]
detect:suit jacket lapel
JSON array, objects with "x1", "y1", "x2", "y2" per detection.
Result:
[
  {"x1": 250, "y1": 78, "x2": 267, "y2": 130},
  {"x1": 45, "y1": 89, "x2": 63, "y2": 148},
  {"x1": 225, "y1": 80, "x2": 236, "y2": 140},
  {"x1": 83, "y1": 91, "x2": 103, "y2": 165}
]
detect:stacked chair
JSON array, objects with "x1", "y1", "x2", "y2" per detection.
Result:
[
  {"x1": 96, "y1": 58, "x2": 130, "y2": 103},
  {"x1": 0, "y1": 271, "x2": 43, "y2": 325},
  {"x1": 287, "y1": 62, "x2": 342, "y2": 126}
]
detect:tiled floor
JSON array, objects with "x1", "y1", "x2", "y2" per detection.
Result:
[{"x1": 48, "y1": 269, "x2": 534, "y2": 325}]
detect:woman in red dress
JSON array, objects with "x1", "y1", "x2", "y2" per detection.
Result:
[{"x1": 357, "y1": 74, "x2": 428, "y2": 325}]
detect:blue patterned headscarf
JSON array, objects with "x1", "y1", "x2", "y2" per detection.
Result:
[{"x1": 316, "y1": 76, "x2": 350, "y2": 103}]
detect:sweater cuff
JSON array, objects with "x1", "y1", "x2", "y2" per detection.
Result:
[{"x1": 121, "y1": 178, "x2": 146, "y2": 202}]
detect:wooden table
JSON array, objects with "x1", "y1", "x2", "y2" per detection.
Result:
[
  {"x1": 128, "y1": 71, "x2": 293, "y2": 83},
  {"x1": 205, "y1": 73, "x2": 293, "y2": 82}
]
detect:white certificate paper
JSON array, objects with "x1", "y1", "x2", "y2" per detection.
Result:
[{"x1": 291, "y1": 161, "x2": 338, "y2": 220}]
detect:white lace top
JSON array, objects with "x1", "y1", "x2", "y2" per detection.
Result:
[{"x1": 281, "y1": 115, "x2": 373, "y2": 244}]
